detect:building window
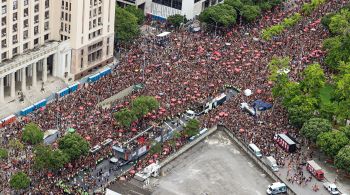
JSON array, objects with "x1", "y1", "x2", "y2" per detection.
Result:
[
  {"x1": 1, "y1": 39, "x2": 7, "y2": 48},
  {"x1": 13, "y1": 0, "x2": 18, "y2": 10},
  {"x1": 34, "y1": 26, "x2": 39, "y2": 35},
  {"x1": 45, "y1": 11, "x2": 49, "y2": 19},
  {"x1": 44, "y1": 34, "x2": 49, "y2": 41},
  {"x1": 34, "y1": 15, "x2": 39, "y2": 24},
  {"x1": 152, "y1": 0, "x2": 182, "y2": 10},
  {"x1": 34, "y1": 4, "x2": 39, "y2": 13},
  {"x1": 23, "y1": 43, "x2": 28, "y2": 50},
  {"x1": 12, "y1": 35, "x2": 18, "y2": 44},
  {"x1": 24, "y1": 0, "x2": 28, "y2": 6},
  {"x1": 12, "y1": 47, "x2": 18, "y2": 55},
  {"x1": 2, "y1": 5, "x2": 7, "y2": 15},
  {"x1": 12, "y1": 24, "x2": 17, "y2": 32},
  {"x1": 45, "y1": 0, "x2": 50, "y2": 8},
  {"x1": 24, "y1": 19, "x2": 28, "y2": 28},
  {"x1": 13, "y1": 12, "x2": 17, "y2": 22},
  {"x1": 1, "y1": 52, "x2": 7, "y2": 60},
  {"x1": 34, "y1": 38, "x2": 39, "y2": 45},
  {"x1": 44, "y1": 21, "x2": 49, "y2": 30},
  {"x1": 23, "y1": 30, "x2": 28, "y2": 39},
  {"x1": 1, "y1": 17, "x2": 6, "y2": 26},
  {"x1": 24, "y1": 8, "x2": 28, "y2": 17}
]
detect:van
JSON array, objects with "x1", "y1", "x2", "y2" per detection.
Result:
[
  {"x1": 266, "y1": 182, "x2": 287, "y2": 194},
  {"x1": 248, "y1": 143, "x2": 262, "y2": 158},
  {"x1": 266, "y1": 156, "x2": 279, "y2": 172}
]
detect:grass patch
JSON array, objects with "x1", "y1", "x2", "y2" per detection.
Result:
[{"x1": 319, "y1": 84, "x2": 334, "y2": 105}]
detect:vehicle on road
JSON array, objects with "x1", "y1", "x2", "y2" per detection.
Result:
[
  {"x1": 265, "y1": 156, "x2": 279, "y2": 172},
  {"x1": 248, "y1": 143, "x2": 262, "y2": 158},
  {"x1": 274, "y1": 134, "x2": 297, "y2": 153},
  {"x1": 306, "y1": 160, "x2": 325, "y2": 180},
  {"x1": 266, "y1": 182, "x2": 287, "y2": 194},
  {"x1": 323, "y1": 182, "x2": 340, "y2": 194},
  {"x1": 185, "y1": 93, "x2": 227, "y2": 118}
]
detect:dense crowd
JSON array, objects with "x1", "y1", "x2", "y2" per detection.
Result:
[{"x1": 0, "y1": 0, "x2": 347, "y2": 194}]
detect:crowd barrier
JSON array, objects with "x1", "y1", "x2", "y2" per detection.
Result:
[
  {"x1": 0, "y1": 114, "x2": 16, "y2": 128},
  {"x1": 34, "y1": 99, "x2": 47, "y2": 110},
  {"x1": 20, "y1": 105, "x2": 35, "y2": 116}
]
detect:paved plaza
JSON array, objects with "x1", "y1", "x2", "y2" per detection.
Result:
[{"x1": 150, "y1": 131, "x2": 272, "y2": 195}]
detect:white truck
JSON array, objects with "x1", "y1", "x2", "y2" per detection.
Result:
[
  {"x1": 265, "y1": 156, "x2": 279, "y2": 172},
  {"x1": 323, "y1": 182, "x2": 340, "y2": 194},
  {"x1": 184, "y1": 93, "x2": 227, "y2": 119},
  {"x1": 266, "y1": 182, "x2": 287, "y2": 194}
]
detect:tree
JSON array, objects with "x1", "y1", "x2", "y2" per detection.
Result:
[
  {"x1": 184, "y1": 119, "x2": 200, "y2": 137},
  {"x1": 0, "y1": 148, "x2": 8, "y2": 160},
  {"x1": 271, "y1": 74, "x2": 289, "y2": 99},
  {"x1": 167, "y1": 14, "x2": 186, "y2": 28},
  {"x1": 224, "y1": 0, "x2": 244, "y2": 11},
  {"x1": 335, "y1": 145, "x2": 350, "y2": 172},
  {"x1": 339, "y1": 126, "x2": 350, "y2": 139},
  {"x1": 132, "y1": 96, "x2": 160, "y2": 118},
  {"x1": 9, "y1": 172, "x2": 30, "y2": 190},
  {"x1": 287, "y1": 95, "x2": 318, "y2": 128},
  {"x1": 199, "y1": 4, "x2": 237, "y2": 27},
  {"x1": 280, "y1": 81, "x2": 302, "y2": 107},
  {"x1": 300, "y1": 118, "x2": 332, "y2": 142},
  {"x1": 9, "y1": 139, "x2": 24, "y2": 151},
  {"x1": 335, "y1": 73, "x2": 350, "y2": 101},
  {"x1": 34, "y1": 145, "x2": 69, "y2": 171},
  {"x1": 150, "y1": 142, "x2": 162, "y2": 155},
  {"x1": 241, "y1": 5, "x2": 261, "y2": 22},
  {"x1": 268, "y1": 56, "x2": 290, "y2": 82},
  {"x1": 329, "y1": 9, "x2": 350, "y2": 35},
  {"x1": 319, "y1": 102, "x2": 337, "y2": 121},
  {"x1": 336, "y1": 99, "x2": 350, "y2": 123},
  {"x1": 323, "y1": 35, "x2": 350, "y2": 69},
  {"x1": 317, "y1": 130, "x2": 349, "y2": 157},
  {"x1": 125, "y1": 6, "x2": 145, "y2": 25},
  {"x1": 115, "y1": 7, "x2": 140, "y2": 43},
  {"x1": 321, "y1": 12, "x2": 336, "y2": 30},
  {"x1": 22, "y1": 123, "x2": 44, "y2": 145},
  {"x1": 114, "y1": 108, "x2": 137, "y2": 127},
  {"x1": 58, "y1": 133, "x2": 90, "y2": 161},
  {"x1": 300, "y1": 63, "x2": 325, "y2": 96}
]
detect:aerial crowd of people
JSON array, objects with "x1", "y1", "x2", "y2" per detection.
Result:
[{"x1": 0, "y1": 0, "x2": 347, "y2": 194}]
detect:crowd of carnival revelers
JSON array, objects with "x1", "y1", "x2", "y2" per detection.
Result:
[{"x1": 0, "y1": 0, "x2": 347, "y2": 194}]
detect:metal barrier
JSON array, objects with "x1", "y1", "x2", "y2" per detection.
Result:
[{"x1": 219, "y1": 125, "x2": 297, "y2": 195}]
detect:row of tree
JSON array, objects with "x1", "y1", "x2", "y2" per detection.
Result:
[
  {"x1": 115, "y1": 6, "x2": 145, "y2": 43},
  {"x1": 114, "y1": 96, "x2": 160, "y2": 127},
  {"x1": 198, "y1": 0, "x2": 282, "y2": 27},
  {"x1": 261, "y1": 13, "x2": 301, "y2": 40},
  {"x1": 4, "y1": 122, "x2": 90, "y2": 190}
]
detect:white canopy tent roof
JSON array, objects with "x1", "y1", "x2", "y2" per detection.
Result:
[
  {"x1": 156, "y1": 32, "x2": 171, "y2": 37},
  {"x1": 244, "y1": 89, "x2": 252, "y2": 96},
  {"x1": 105, "y1": 188, "x2": 121, "y2": 195}
]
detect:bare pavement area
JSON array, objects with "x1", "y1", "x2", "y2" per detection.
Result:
[{"x1": 149, "y1": 131, "x2": 272, "y2": 195}]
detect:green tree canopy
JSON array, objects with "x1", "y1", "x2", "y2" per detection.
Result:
[
  {"x1": 339, "y1": 126, "x2": 350, "y2": 139},
  {"x1": 115, "y1": 7, "x2": 140, "y2": 43},
  {"x1": 34, "y1": 145, "x2": 69, "y2": 171},
  {"x1": 167, "y1": 14, "x2": 186, "y2": 28},
  {"x1": 184, "y1": 119, "x2": 200, "y2": 137},
  {"x1": 336, "y1": 99, "x2": 350, "y2": 123},
  {"x1": 287, "y1": 95, "x2": 318, "y2": 128},
  {"x1": 300, "y1": 63, "x2": 325, "y2": 96},
  {"x1": 317, "y1": 130, "x2": 349, "y2": 157},
  {"x1": 280, "y1": 81, "x2": 302, "y2": 107},
  {"x1": 268, "y1": 56, "x2": 290, "y2": 82},
  {"x1": 0, "y1": 148, "x2": 8, "y2": 160},
  {"x1": 335, "y1": 145, "x2": 350, "y2": 172},
  {"x1": 131, "y1": 96, "x2": 160, "y2": 118},
  {"x1": 335, "y1": 73, "x2": 350, "y2": 101},
  {"x1": 114, "y1": 108, "x2": 137, "y2": 127},
  {"x1": 199, "y1": 4, "x2": 237, "y2": 27},
  {"x1": 329, "y1": 9, "x2": 350, "y2": 35},
  {"x1": 58, "y1": 133, "x2": 90, "y2": 161},
  {"x1": 321, "y1": 12, "x2": 337, "y2": 30},
  {"x1": 224, "y1": 0, "x2": 244, "y2": 10},
  {"x1": 323, "y1": 35, "x2": 350, "y2": 69},
  {"x1": 9, "y1": 138, "x2": 24, "y2": 151},
  {"x1": 319, "y1": 102, "x2": 337, "y2": 121},
  {"x1": 300, "y1": 118, "x2": 332, "y2": 142},
  {"x1": 241, "y1": 5, "x2": 261, "y2": 21},
  {"x1": 125, "y1": 6, "x2": 145, "y2": 25},
  {"x1": 22, "y1": 122, "x2": 44, "y2": 145},
  {"x1": 9, "y1": 172, "x2": 30, "y2": 190}
]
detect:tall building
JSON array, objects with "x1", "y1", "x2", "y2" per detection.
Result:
[
  {"x1": 116, "y1": 0, "x2": 223, "y2": 20},
  {"x1": 0, "y1": 0, "x2": 115, "y2": 103}
]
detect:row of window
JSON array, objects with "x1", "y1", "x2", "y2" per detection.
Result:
[
  {"x1": 152, "y1": 0, "x2": 182, "y2": 10},
  {"x1": 1, "y1": 33, "x2": 50, "y2": 61},
  {"x1": 2, "y1": 0, "x2": 49, "y2": 15}
]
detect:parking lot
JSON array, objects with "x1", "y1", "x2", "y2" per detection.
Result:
[{"x1": 150, "y1": 131, "x2": 272, "y2": 195}]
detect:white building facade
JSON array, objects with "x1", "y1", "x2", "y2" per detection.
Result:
[
  {"x1": 0, "y1": 0, "x2": 115, "y2": 103},
  {"x1": 116, "y1": 0, "x2": 223, "y2": 20}
]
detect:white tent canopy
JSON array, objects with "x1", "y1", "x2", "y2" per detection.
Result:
[
  {"x1": 157, "y1": 32, "x2": 171, "y2": 37},
  {"x1": 244, "y1": 89, "x2": 252, "y2": 96},
  {"x1": 105, "y1": 189, "x2": 121, "y2": 195}
]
